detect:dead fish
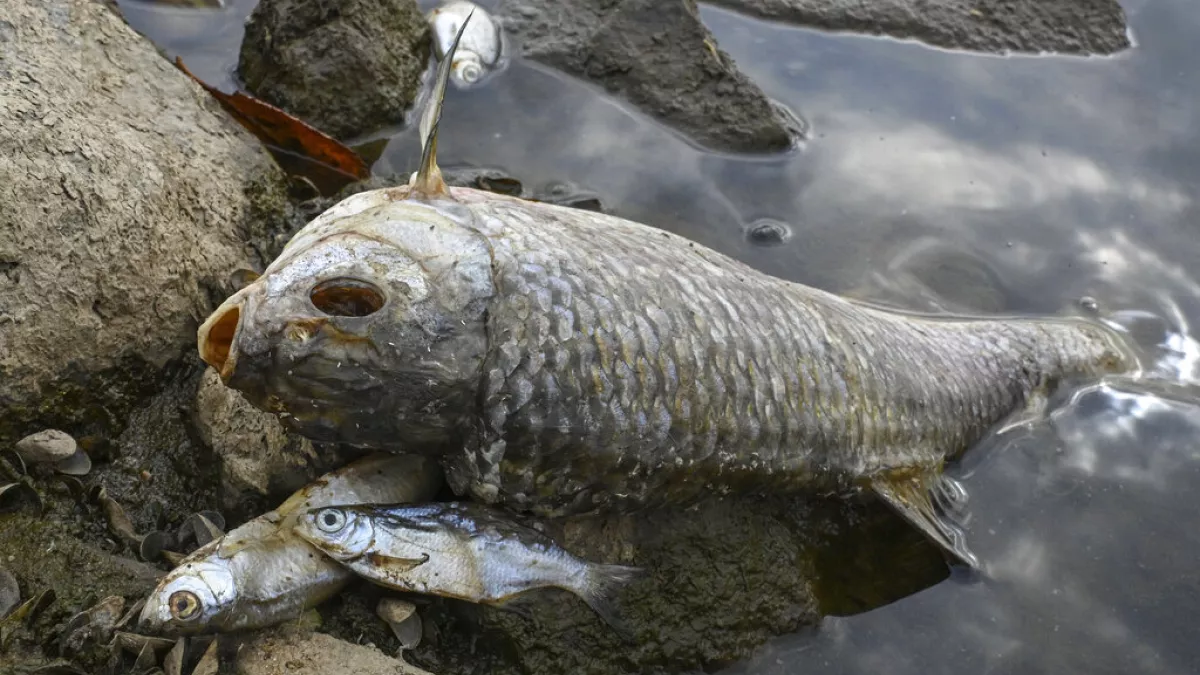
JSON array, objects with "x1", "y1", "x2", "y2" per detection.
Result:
[
  {"x1": 293, "y1": 502, "x2": 640, "y2": 631},
  {"x1": 137, "y1": 453, "x2": 442, "y2": 635},
  {"x1": 428, "y1": 0, "x2": 503, "y2": 87},
  {"x1": 196, "y1": 17, "x2": 1139, "y2": 571}
]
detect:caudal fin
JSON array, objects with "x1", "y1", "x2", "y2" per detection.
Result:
[{"x1": 577, "y1": 562, "x2": 643, "y2": 642}]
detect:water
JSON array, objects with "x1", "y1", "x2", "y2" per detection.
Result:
[{"x1": 112, "y1": 0, "x2": 1200, "y2": 672}]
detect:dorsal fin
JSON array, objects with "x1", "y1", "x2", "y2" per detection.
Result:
[{"x1": 412, "y1": 9, "x2": 475, "y2": 197}]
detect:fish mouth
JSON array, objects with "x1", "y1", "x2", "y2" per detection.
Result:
[{"x1": 198, "y1": 301, "x2": 242, "y2": 380}]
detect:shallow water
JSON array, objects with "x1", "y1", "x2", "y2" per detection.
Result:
[{"x1": 112, "y1": 0, "x2": 1200, "y2": 672}]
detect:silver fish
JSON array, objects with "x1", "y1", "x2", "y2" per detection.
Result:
[
  {"x1": 195, "y1": 17, "x2": 1138, "y2": 570},
  {"x1": 428, "y1": 0, "x2": 503, "y2": 87},
  {"x1": 293, "y1": 501, "x2": 640, "y2": 630},
  {"x1": 137, "y1": 453, "x2": 442, "y2": 635}
]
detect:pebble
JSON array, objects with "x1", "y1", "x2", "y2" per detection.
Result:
[{"x1": 14, "y1": 429, "x2": 77, "y2": 464}]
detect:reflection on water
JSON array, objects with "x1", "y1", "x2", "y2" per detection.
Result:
[{"x1": 112, "y1": 0, "x2": 1200, "y2": 671}]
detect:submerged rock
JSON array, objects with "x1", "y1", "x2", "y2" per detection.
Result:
[
  {"x1": 0, "y1": 0, "x2": 291, "y2": 447},
  {"x1": 238, "y1": 0, "x2": 433, "y2": 140},
  {"x1": 706, "y1": 0, "x2": 1130, "y2": 55},
  {"x1": 496, "y1": 0, "x2": 803, "y2": 154}
]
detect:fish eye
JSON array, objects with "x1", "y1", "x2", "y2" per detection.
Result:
[
  {"x1": 168, "y1": 590, "x2": 201, "y2": 622},
  {"x1": 309, "y1": 278, "x2": 385, "y2": 318},
  {"x1": 316, "y1": 508, "x2": 347, "y2": 533}
]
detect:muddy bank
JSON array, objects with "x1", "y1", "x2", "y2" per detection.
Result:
[
  {"x1": 0, "y1": 0, "x2": 292, "y2": 448},
  {"x1": 705, "y1": 0, "x2": 1131, "y2": 55}
]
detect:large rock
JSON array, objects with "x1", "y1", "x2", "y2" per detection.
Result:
[
  {"x1": 496, "y1": 0, "x2": 804, "y2": 154},
  {"x1": 0, "y1": 0, "x2": 292, "y2": 447},
  {"x1": 238, "y1": 0, "x2": 432, "y2": 141},
  {"x1": 706, "y1": 0, "x2": 1130, "y2": 55}
]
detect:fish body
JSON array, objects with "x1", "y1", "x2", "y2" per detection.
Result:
[
  {"x1": 428, "y1": 1, "x2": 503, "y2": 86},
  {"x1": 293, "y1": 501, "x2": 639, "y2": 628},
  {"x1": 137, "y1": 453, "x2": 442, "y2": 634},
  {"x1": 196, "y1": 23, "x2": 1138, "y2": 568}
]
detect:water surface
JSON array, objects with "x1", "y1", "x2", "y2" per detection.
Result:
[{"x1": 113, "y1": 0, "x2": 1200, "y2": 672}]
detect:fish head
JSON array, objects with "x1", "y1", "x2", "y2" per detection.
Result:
[
  {"x1": 138, "y1": 560, "x2": 237, "y2": 635},
  {"x1": 294, "y1": 506, "x2": 376, "y2": 560},
  {"x1": 197, "y1": 190, "x2": 495, "y2": 451}
]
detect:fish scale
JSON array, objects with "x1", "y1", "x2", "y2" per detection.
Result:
[{"x1": 433, "y1": 194, "x2": 1130, "y2": 519}]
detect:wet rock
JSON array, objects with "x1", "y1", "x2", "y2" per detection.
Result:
[
  {"x1": 497, "y1": 0, "x2": 802, "y2": 153},
  {"x1": 706, "y1": 0, "x2": 1130, "y2": 55},
  {"x1": 0, "y1": 0, "x2": 292, "y2": 447},
  {"x1": 14, "y1": 430, "x2": 77, "y2": 464},
  {"x1": 236, "y1": 627, "x2": 434, "y2": 675},
  {"x1": 192, "y1": 367, "x2": 336, "y2": 511},
  {"x1": 238, "y1": 0, "x2": 433, "y2": 140}
]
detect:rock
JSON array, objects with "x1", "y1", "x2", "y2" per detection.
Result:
[
  {"x1": 237, "y1": 627, "x2": 434, "y2": 675},
  {"x1": 496, "y1": 0, "x2": 803, "y2": 154},
  {"x1": 705, "y1": 0, "x2": 1130, "y2": 55},
  {"x1": 0, "y1": 0, "x2": 292, "y2": 447},
  {"x1": 238, "y1": 0, "x2": 433, "y2": 141},
  {"x1": 192, "y1": 366, "x2": 334, "y2": 512},
  {"x1": 14, "y1": 429, "x2": 77, "y2": 464}
]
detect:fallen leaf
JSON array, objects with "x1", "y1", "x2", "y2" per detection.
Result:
[{"x1": 175, "y1": 57, "x2": 370, "y2": 191}]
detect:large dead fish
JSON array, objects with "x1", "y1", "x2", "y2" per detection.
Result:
[
  {"x1": 137, "y1": 453, "x2": 442, "y2": 634},
  {"x1": 196, "y1": 15, "x2": 1138, "y2": 569}
]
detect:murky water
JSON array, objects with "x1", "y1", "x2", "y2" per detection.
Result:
[{"x1": 112, "y1": 0, "x2": 1200, "y2": 672}]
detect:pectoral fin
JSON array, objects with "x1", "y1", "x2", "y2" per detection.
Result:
[
  {"x1": 868, "y1": 471, "x2": 980, "y2": 571},
  {"x1": 366, "y1": 551, "x2": 431, "y2": 573}
]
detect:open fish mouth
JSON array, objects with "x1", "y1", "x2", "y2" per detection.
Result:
[{"x1": 198, "y1": 298, "x2": 242, "y2": 381}]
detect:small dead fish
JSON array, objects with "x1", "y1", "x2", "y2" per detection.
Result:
[
  {"x1": 137, "y1": 454, "x2": 442, "y2": 635},
  {"x1": 429, "y1": 0, "x2": 504, "y2": 87},
  {"x1": 293, "y1": 501, "x2": 640, "y2": 632}
]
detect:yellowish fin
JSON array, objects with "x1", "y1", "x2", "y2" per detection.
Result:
[
  {"x1": 411, "y1": 9, "x2": 476, "y2": 198},
  {"x1": 867, "y1": 470, "x2": 980, "y2": 571}
]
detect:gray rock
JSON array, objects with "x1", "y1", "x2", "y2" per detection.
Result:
[
  {"x1": 705, "y1": 0, "x2": 1130, "y2": 55},
  {"x1": 192, "y1": 366, "x2": 332, "y2": 512},
  {"x1": 237, "y1": 627, "x2": 434, "y2": 675},
  {"x1": 0, "y1": 0, "x2": 292, "y2": 447},
  {"x1": 14, "y1": 429, "x2": 77, "y2": 464},
  {"x1": 496, "y1": 0, "x2": 803, "y2": 153},
  {"x1": 238, "y1": 0, "x2": 433, "y2": 141}
]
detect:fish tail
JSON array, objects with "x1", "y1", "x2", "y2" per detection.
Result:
[{"x1": 577, "y1": 562, "x2": 643, "y2": 641}]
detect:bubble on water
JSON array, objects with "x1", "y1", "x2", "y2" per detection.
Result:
[
  {"x1": 1078, "y1": 296, "x2": 1100, "y2": 313},
  {"x1": 745, "y1": 218, "x2": 792, "y2": 246}
]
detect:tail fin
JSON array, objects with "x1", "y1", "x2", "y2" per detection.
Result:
[{"x1": 577, "y1": 562, "x2": 643, "y2": 643}]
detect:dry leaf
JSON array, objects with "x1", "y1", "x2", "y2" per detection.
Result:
[{"x1": 175, "y1": 57, "x2": 370, "y2": 192}]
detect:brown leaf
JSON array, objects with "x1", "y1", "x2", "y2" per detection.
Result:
[{"x1": 174, "y1": 58, "x2": 370, "y2": 190}]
